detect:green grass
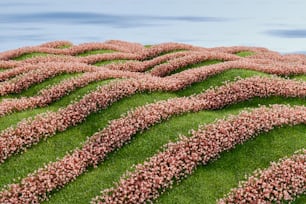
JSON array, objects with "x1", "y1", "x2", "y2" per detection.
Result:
[
  {"x1": 169, "y1": 59, "x2": 222, "y2": 75},
  {"x1": 0, "y1": 68, "x2": 286, "y2": 133},
  {"x1": 13, "y1": 52, "x2": 49, "y2": 60},
  {"x1": 235, "y1": 51, "x2": 254, "y2": 57},
  {"x1": 45, "y1": 99, "x2": 306, "y2": 204},
  {"x1": 157, "y1": 124, "x2": 306, "y2": 203},
  {"x1": 0, "y1": 78, "x2": 114, "y2": 132},
  {"x1": 57, "y1": 44, "x2": 71, "y2": 49},
  {"x1": 12, "y1": 49, "x2": 116, "y2": 60},
  {"x1": 0, "y1": 48, "x2": 305, "y2": 204},
  {"x1": 77, "y1": 49, "x2": 115, "y2": 57},
  {"x1": 94, "y1": 59, "x2": 130, "y2": 66},
  {"x1": 0, "y1": 73, "x2": 80, "y2": 101}
]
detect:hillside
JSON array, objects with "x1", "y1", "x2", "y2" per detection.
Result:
[{"x1": 0, "y1": 40, "x2": 305, "y2": 204}]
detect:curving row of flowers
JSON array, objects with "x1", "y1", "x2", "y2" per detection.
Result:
[
  {"x1": 0, "y1": 77, "x2": 304, "y2": 203},
  {"x1": 0, "y1": 41, "x2": 200, "y2": 61},
  {"x1": 0, "y1": 41, "x2": 132, "y2": 60},
  {"x1": 218, "y1": 149, "x2": 305, "y2": 203},
  {"x1": 91, "y1": 104, "x2": 306, "y2": 203},
  {"x1": 0, "y1": 52, "x2": 139, "y2": 69},
  {"x1": 0, "y1": 77, "x2": 306, "y2": 162},
  {"x1": 149, "y1": 51, "x2": 239, "y2": 77},
  {"x1": 0, "y1": 42, "x2": 305, "y2": 203},
  {"x1": 0, "y1": 70, "x2": 145, "y2": 117},
  {"x1": 1, "y1": 50, "x2": 306, "y2": 115},
  {"x1": 1, "y1": 55, "x2": 306, "y2": 97},
  {"x1": 3, "y1": 48, "x2": 306, "y2": 82},
  {"x1": 0, "y1": 51, "x2": 207, "y2": 81},
  {"x1": 104, "y1": 51, "x2": 190, "y2": 72},
  {"x1": 0, "y1": 62, "x2": 101, "y2": 96},
  {"x1": 37, "y1": 40, "x2": 73, "y2": 49}
]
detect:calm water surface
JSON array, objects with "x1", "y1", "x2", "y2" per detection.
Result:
[{"x1": 1, "y1": 0, "x2": 306, "y2": 53}]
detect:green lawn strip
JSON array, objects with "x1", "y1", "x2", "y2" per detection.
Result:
[
  {"x1": 145, "y1": 58, "x2": 222, "y2": 74},
  {"x1": 0, "y1": 70, "x2": 304, "y2": 190},
  {"x1": 0, "y1": 79, "x2": 113, "y2": 131},
  {"x1": 0, "y1": 91, "x2": 176, "y2": 189},
  {"x1": 292, "y1": 75, "x2": 306, "y2": 81},
  {"x1": 0, "y1": 70, "x2": 263, "y2": 183},
  {"x1": 13, "y1": 52, "x2": 50, "y2": 61},
  {"x1": 144, "y1": 45, "x2": 152, "y2": 48},
  {"x1": 235, "y1": 51, "x2": 255, "y2": 57},
  {"x1": 11, "y1": 49, "x2": 116, "y2": 61},
  {"x1": 157, "y1": 124, "x2": 306, "y2": 204},
  {"x1": 0, "y1": 68, "x2": 290, "y2": 132},
  {"x1": 148, "y1": 49, "x2": 254, "y2": 74},
  {"x1": 168, "y1": 59, "x2": 222, "y2": 76},
  {"x1": 44, "y1": 97, "x2": 305, "y2": 204},
  {"x1": 76, "y1": 49, "x2": 115, "y2": 57},
  {"x1": 57, "y1": 45, "x2": 71, "y2": 49},
  {"x1": 166, "y1": 50, "x2": 257, "y2": 76},
  {"x1": 94, "y1": 59, "x2": 131, "y2": 66},
  {"x1": 175, "y1": 69, "x2": 269, "y2": 97},
  {"x1": 0, "y1": 73, "x2": 80, "y2": 102},
  {"x1": 293, "y1": 195, "x2": 306, "y2": 204}
]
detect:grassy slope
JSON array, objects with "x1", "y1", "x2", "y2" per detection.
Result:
[{"x1": 0, "y1": 50, "x2": 304, "y2": 204}]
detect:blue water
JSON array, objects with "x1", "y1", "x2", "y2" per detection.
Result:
[{"x1": 1, "y1": 0, "x2": 306, "y2": 53}]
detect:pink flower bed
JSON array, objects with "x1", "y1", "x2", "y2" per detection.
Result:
[
  {"x1": 1, "y1": 54, "x2": 305, "y2": 97},
  {"x1": 0, "y1": 77, "x2": 304, "y2": 203},
  {"x1": 0, "y1": 70, "x2": 146, "y2": 117},
  {"x1": 0, "y1": 74, "x2": 304, "y2": 149},
  {"x1": 37, "y1": 40, "x2": 73, "y2": 49},
  {"x1": 0, "y1": 42, "x2": 131, "y2": 60},
  {"x1": 0, "y1": 41, "x2": 197, "y2": 61},
  {"x1": 92, "y1": 105, "x2": 306, "y2": 203},
  {"x1": 104, "y1": 51, "x2": 190, "y2": 72},
  {"x1": 0, "y1": 41, "x2": 305, "y2": 203},
  {"x1": 218, "y1": 149, "x2": 306, "y2": 203},
  {"x1": 149, "y1": 51, "x2": 239, "y2": 77},
  {"x1": 208, "y1": 45, "x2": 271, "y2": 54},
  {"x1": 0, "y1": 50, "x2": 229, "y2": 81},
  {"x1": 0, "y1": 62, "x2": 100, "y2": 96}
]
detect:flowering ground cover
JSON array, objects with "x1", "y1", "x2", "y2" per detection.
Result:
[{"x1": 0, "y1": 40, "x2": 305, "y2": 203}]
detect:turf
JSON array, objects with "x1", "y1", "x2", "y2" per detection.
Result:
[
  {"x1": 13, "y1": 52, "x2": 50, "y2": 60},
  {"x1": 168, "y1": 59, "x2": 221, "y2": 75},
  {"x1": 235, "y1": 51, "x2": 254, "y2": 57},
  {"x1": 77, "y1": 49, "x2": 115, "y2": 57},
  {"x1": 94, "y1": 59, "x2": 130, "y2": 66},
  {"x1": 0, "y1": 48, "x2": 305, "y2": 204},
  {"x1": 45, "y1": 99, "x2": 306, "y2": 204}
]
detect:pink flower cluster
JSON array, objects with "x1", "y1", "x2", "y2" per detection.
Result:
[
  {"x1": 219, "y1": 149, "x2": 306, "y2": 203},
  {"x1": 0, "y1": 62, "x2": 100, "y2": 95},
  {"x1": 0, "y1": 70, "x2": 145, "y2": 117},
  {"x1": 1, "y1": 53, "x2": 305, "y2": 97},
  {"x1": 92, "y1": 105, "x2": 306, "y2": 204},
  {"x1": 0, "y1": 40, "x2": 200, "y2": 61},
  {"x1": 0, "y1": 41, "x2": 305, "y2": 203},
  {"x1": 207, "y1": 45, "x2": 271, "y2": 54},
  {"x1": 0, "y1": 54, "x2": 305, "y2": 116},
  {"x1": 149, "y1": 51, "x2": 239, "y2": 77},
  {"x1": 37, "y1": 40, "x2": 73, "y2": 49},
  {"x1": 0, "y1": 77, "x2": 304, "y2": 203},
  {"x1": 0, "y1": 75, "x2": 305, "y2": 161},
  {"x1": 104, "y1": 51, "x2": 190, "y2": 72},
  {"x1": 0, "y1": 41, "x2": 137, "y2": 60},
  {"x1": 249, "y1": 49, "x2": 306, "y2": 62}
]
